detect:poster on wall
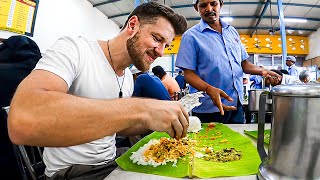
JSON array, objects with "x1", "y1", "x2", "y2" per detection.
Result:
[{"x1": 0, "y1": 0, "x2": 39, "y2": 36}]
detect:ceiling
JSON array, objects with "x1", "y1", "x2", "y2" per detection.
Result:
[{"x1": 87, "y1": 0, "x2": 320, "y2": 37}]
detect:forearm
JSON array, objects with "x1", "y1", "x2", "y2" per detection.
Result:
[
  {"x1": 242, "y1": 60, "x2": 265, "y2": 75},
  {"x1": 118, "y1": 124, "x2": 152, "y2": 136},
  {"x1": 184, "y1": 69, "x2": 212, "y2": 92},
  {"x1": 8, "y1": 87, "x2": 146, "y2": 147}
]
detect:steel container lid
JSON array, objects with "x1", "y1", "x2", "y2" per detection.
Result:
[{"x1": 270, "y1": 83, "x2": 320, "y2": 97}]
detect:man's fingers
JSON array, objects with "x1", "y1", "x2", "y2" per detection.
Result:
[
  {"x1": 172, "y1": 119, "x2": 183, "y2": 139},
  {"x1": 222, "y1": 105, "x2": 237, "y2": 111},
  {"x1": 167, "y1": 127, "x2": 175, "y2": 139},
  {"x1": 219, "y1": 90, "x2": 233, "y2": 102},
  {"x1": 178, "y1": 109, "x2": 189, "y2": 138},
  {"x1": 214, "y1": 96, "x2": 224, "y2": 116}
]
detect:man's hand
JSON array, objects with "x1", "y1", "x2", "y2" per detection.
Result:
[
  {"x1": 143, "y1": 100, "x2": 189, "y2": 139},
  {"x1": 205, "y1": 86, "x2": 236, "y2": 115},
  {"x1": 262, "y1": 69, "x2": 281, "y2": 79}
]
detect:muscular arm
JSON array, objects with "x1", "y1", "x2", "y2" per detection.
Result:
[
  {"x1": 183, "y1": 69, "x2": 235, "y2": 115},
  {"x1": 8, "y1": 70, "x2": 189, "y2": 147}
]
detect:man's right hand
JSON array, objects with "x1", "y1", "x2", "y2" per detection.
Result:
[
  {"x1": 205, "y1": 86, "x2": 236, "y2": 115},
  {"x1": 142, "y1": 100, "x2": 189, "y2": 139}
]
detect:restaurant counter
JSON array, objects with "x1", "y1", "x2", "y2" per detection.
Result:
[{"x1": 105, "y1": 123, "x2": 271, "y2": 180}]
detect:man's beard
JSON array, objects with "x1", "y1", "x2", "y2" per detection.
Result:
[{"x1": 126, "y1": 31, "x2": 149, "y2": 72}]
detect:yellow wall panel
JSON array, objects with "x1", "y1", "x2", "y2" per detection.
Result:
[
  {"x1": 164, "y1": 35, "x2": 308, "y2": 55},
  {"x1": 164, "y1": 36, "x2": 181, "y2": 54},
  {"x1": 240, "y1": 35, "x2": 308, "y2": 55}
]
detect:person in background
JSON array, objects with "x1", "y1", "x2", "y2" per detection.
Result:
[
  {"x1": 0, "y1": 35, "x2": 42, "y2": 179},
  {"x1": 280, "y1": 69, "x2": 289, "y2": 75},
  {"x1": 249, "y1": 63, "x2": 264, "y2": 89},
  {"x1": 265, "y1": 69, "x2": 300, "y2": 86},
  {"x1": 175, "y1": 0, "x2": 279, "y2": 123},
  {"x1": 299, "y1": 70, "x2": 310, "y2": 83},
  {"x1": 8, "y1": 2, "x2": 188, "y2": 180},
  {"x1": 249, "y1": 74, "x2": 263, "y2": 89},
  {"x1": 152, "y1": 65, "x2": 180, "y2": 100},
  {"x1": 132, "y1": 70, "x2": 171, "y2": 100},
  {"x1": 286, "y1": 56, "x2": 299, "y2": 78},
  {"x1": 175, "y1": 70, "x2": 186, "y2": 90}
]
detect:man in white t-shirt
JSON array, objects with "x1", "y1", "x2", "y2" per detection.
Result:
[
  {"x1": 8, "y1": 2, "x2": 188, "y2": 180},
  {"x1": 265, "y1": 69, "x2": 300, "y2": 87}
]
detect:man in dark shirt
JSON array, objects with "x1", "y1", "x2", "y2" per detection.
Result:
[
  {"x1": 0, "y1": 35, "x2": 41, "y2": 179},
  {"x1": 175, "y1": 70, "x2": 186, "y2": 90},
  {"x1": 133, "y1": 72, "x2": 171, "y2": 100}
]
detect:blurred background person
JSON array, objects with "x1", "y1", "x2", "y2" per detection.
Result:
[
  {"x1": 0, "y1": 35, "x2": 41, "y2": 179},
  {"x1": 152, "y1": 65, "x2": 180, "y2": 100},
  {"x1": 299, "y1": 70, "x2": 310, "y2": 83},
  {"x1": 132, "y1": 69, "x2": 171, "y2": 100},
  {"x1": 286, "y1": 56, "x2": 299, "y2": 78},
  {"x1": 265, "y1": 69, "x2": 300, "y2": 87},
  {"x1": 175, "y1": 70, "x2": 186, "y2": 90}
]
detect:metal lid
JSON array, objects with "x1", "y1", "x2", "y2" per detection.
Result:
[{"x1": 270, "y1": 84, "x2": 320, "y2": 97}]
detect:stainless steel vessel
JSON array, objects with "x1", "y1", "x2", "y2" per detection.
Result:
[
  {"x1": 248, "y1": 89, "x2": 270, "y2": 112},
  {"x1": 257, "y1": 84, "x2": 320, "y2": 180}
]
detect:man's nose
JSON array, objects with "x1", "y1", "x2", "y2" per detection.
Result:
[
  {"x1": 155, "y1": 44, "x2": 166, "y2": 57},
  {"x1": 205, "y1": 4, "x2": 213, "y2": 12}
]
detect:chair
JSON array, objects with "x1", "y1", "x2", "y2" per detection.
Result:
[{"x1": 2, "y1": 106, "x2": 45, "y2": 180}]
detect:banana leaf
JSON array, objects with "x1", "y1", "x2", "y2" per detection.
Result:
[
  {"x1": 116, "y1": 123, "x2": 261, "y2": 178},
  {"x1": 244, "y1": 129, "x2": 271, "y2": 145}
]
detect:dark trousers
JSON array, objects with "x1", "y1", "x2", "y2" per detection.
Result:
[
  {"x1": 192, "y1": 100, "x2": 245, "y2": 124},
  {"x1": 47, "y1": 147, "x2": 128, "y2": 180}
]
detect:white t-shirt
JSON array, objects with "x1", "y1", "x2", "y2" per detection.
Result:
[
  {"x1": 34, "y1": 36, "x2": 134, "y2": 177},
  {"x1": 281, "y1": 74, "x2": 300, "y2": 85}
]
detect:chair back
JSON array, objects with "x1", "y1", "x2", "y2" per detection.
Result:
[{"x1": 2, "y1": 106, "x2": 45, "y2": 180}]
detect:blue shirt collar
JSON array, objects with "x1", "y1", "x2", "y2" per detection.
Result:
[{"x1": 199, "y1": 18, "x2": 230, "y2": 32}]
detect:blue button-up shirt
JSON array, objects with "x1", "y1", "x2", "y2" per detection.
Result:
[
  {"x1": 288, "y1": 64, "x2": 299, "y2": 78},
  {"x1": 175, "y1": 19, "x2": 249, "y2": 113}
]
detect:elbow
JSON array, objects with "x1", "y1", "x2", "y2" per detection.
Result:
[{"x1": 8, "y1": 111, "x2": 35, "y2": 145}]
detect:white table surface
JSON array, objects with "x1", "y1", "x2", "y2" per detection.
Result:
[{"x1": 105, "y1": 124, "x2": 271, "y2": 180}]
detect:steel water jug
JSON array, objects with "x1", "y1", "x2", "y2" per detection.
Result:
[{"x1": 257, "y1": 84, "x2": 320, "y2": 179}]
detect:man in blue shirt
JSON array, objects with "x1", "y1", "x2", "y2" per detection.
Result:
[
  {"x1": 175, "y1": 70, "x2": 186, "y2": 90},
  {"x1": 133, "y1": 72, "x2": 171, "y2": 100},
  {"x1": 175, "y1": 0, "x2": 279, "y2": 123},
  {"x1": 286, "y1": 56, "x2": 299, "y2": 78}
]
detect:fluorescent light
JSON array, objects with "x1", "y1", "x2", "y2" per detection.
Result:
[
  {"x1": 284, "y1": 18, "x2": 307, "y2": 23},
  {"x1": 221, "y1": 17, "x2": 233, "y2": 22}
]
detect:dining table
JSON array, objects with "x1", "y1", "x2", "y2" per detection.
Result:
[{"x1": 105, "y1": 123, "x2": 271, "y2": 180}]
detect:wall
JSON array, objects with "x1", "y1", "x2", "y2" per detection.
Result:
[
  {"x1": 0, "y1": 0, "x2": 120, "y2": 52},
  {"x1": 307, "y1": 28, "x2": 320, "y2": 60}
]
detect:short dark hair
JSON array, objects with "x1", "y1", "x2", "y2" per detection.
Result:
[
  {"x1": 122, "y1": 2, "x2": 187, "y2": 35},
  {"x1": 280, "y1": 69, "x2": 289, "y2": 75},
  {"x1": 152, "y1": 65, "x2": 166, "y2": 79},
  {"x1": 194, "y1": 0, "x2": 223, "y2": 5},
  {"x1": 271, "y1": 69, "x2": 283, "y2": 76}
]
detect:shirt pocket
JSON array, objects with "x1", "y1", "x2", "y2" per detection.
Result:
[{"x1": 229, "y1": 43, "x2": 242, "y2": 65}]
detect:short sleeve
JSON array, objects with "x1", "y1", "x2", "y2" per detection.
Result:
[{"x1": 34, "y1": 36, "x2": 82, "y2": 88}]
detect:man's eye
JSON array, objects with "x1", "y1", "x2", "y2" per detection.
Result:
[{"x1": 153, "y1": 35, "x2": 160, "y2": 42}]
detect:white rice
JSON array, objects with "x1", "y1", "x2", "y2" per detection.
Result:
[
  {"x1": 129, "y1": 139, "x2": 178, "y2": 167},
  {"x1": 187, "y1": 116, "x2": 202, "y2": 133}
]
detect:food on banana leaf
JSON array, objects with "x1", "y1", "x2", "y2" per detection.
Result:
[
  {"x1": 130, "y1": 137, "x2": 196, "y2": 167},
  {"x1": 203, "y1": 148, "x2": 242, "y2": 162}
]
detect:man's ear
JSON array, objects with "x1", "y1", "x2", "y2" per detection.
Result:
[
  {"x1": 127, "y1": 15, "x2": 139, "y2": 33},
  {"x1": 193, "y1": 4, "x2": 198, "y2": 12}
]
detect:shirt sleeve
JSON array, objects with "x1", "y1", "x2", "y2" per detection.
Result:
[
  {"x1": 34, "y1": 36, "x2": 82, "y2": 88},
  {"x1": 175, "y1": 32, "x2": 198, "y2": 71}
]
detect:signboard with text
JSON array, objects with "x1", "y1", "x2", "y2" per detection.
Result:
[{"x1": 0, "y1": 0, "x2": 39, "y2": 36}]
